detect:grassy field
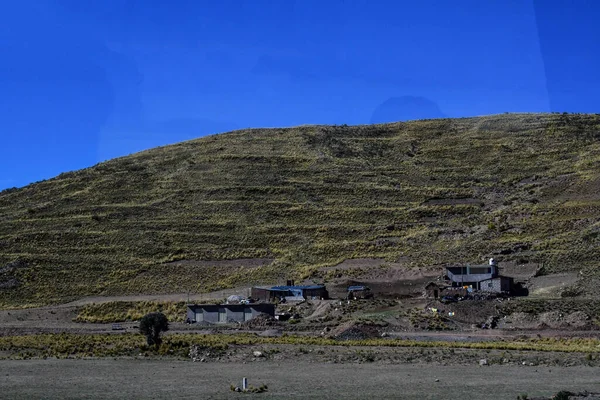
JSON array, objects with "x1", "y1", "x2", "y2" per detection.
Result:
[
  {"x1": 1, "y1": 332, "x2": 600, "y2": 360},
  {"x1": 2, "y1": 113, "x2": 600, "y2": 306},
  {"x1": 74, "y1": 301, "x2": 188, "y2": 323}
]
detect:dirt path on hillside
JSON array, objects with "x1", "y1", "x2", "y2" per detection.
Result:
[{"x1": 60, "y1": 287, "x2": 253, "y2": 307}]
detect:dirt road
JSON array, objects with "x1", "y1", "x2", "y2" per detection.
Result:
[
  {"x1": 1, "y1": 299, "x2": 598, "y2": 341},
  {"x1": 1, "y1": 359, "x2": 599, "y2": 400}
]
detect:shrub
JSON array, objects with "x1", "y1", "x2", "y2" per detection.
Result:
[{"x1": 139, "y1": 312, "x2": 169, "y2": 348}]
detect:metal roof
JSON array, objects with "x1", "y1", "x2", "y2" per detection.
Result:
[
  {"x1": 347, "y1": 285, "x2": 369, "y2": 291},
  {"x1": 269, "y1": 285, "x2": 326, "y2": 291}
]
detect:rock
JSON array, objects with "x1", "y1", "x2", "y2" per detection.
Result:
[
  {"x1": 434, "y1": 379, "x2": 440, "y2": 382},
  {"x1": 200, "y1": 358, "x2": 205, "y2": 362},
  {"x1": 479, "y1": 359, "x2": 488, "y2": 366},
  {"x1": 484, "y1": 316, "x2": 498, "y2": 329},
  {"x1": 565, "y1": 311, "x2": 590, "y2": 328},
  {"x1": 253, "y1": 351, "x2": 264, "y2": 357},
  {"x1": 259, "y1": 329, "x2": 282, "y2": 337}
]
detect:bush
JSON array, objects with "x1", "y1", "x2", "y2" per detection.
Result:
[{"x1": 139, "y1": 312, "x2": 169, "y2": 348}]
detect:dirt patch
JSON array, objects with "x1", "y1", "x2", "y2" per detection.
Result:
[
  {"x1": 432, "y1": 300, "x2": 502, "y2": 327},
  {"x1": 539, "y1": 311, "x2": 568, "y2": 329},
  {"x1": 61, "y1": 286, "x2": 253, "y2": 307},
  {"x1": 503, "y1": 312, "x2": 538, "y2": 329},
  {"x1": 422, "y1": 197, "x2": 483, "y2": 206},
  {"x1": 320, "y1": 258, "x2": 439, "y2": 283},
  {"x1": 318, "y1": 258, "x2": 445, "y2": 300},
  {"x1": 329, "y1": 321, "x2": 382, "y2": 341},
  {"x1": 555, "y1": 175, "x2": 600, "y2": 202},
  {"x1": 501, "y1": 311, "x2": 593, "y2": 331},
  {"x1": 499, "y1": 262, "x2": 540, "y2": 281},
  {"x1": 0, "y1": 306, "x2": 79, "y2": 328},
  {"x1": 321, "y1": 258, "x2": 387, "y2": 271},
  {"x1": 304, "y1": 300, "x2": 333, "y2": 320},
  {"x1": 528, "y1": 273, "x2": 581, "y2": 298},
  {"x1": 240, "y1": 313, "x2": 277, "y2": 330},
  {"x1": 164, "y1": 258, "x2": 274, "y2": 269},
  {"x1": 322, "y1": 259, "x2": 438, "y2": 278},
  {"x1": 565, "y1": 312, "x2": 591, "y2": 329}
]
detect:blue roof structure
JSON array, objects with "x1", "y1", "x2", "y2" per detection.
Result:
[{"x1": 251, "y1": 284, "x2": 328, "y2": 300}]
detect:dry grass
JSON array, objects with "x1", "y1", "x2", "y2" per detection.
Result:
[
  {"x1": 74, "y1": 301, "x2": 188, "y2": 323},
  {"x1": 2, "y1": 113, "x2": 600, "y2": 306},
  {"x1": 1, "y1": 332, "x2": 599, "y2": 360}
]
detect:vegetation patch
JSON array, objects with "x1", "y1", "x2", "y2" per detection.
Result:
[
  {"x1": 2, "y1": 114, "x2": 600, "y2": 306},
  {"x1": 74, "y1": 301, "x2": 187, "y2": 323},
  {"x1": 1, "y1": 333, "x2": 599, "y2": 360}
]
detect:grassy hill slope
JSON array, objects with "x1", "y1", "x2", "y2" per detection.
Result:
[{"x1": 2, "y1": 113, "x2": 600, "y2": 307}]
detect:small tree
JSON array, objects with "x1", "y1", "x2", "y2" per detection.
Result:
[{"x1": 139, "y1": 312, "x2": 169, "y2": 348}]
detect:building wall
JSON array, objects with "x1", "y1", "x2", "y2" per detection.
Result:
[
  {"x1": 187, "y1": 304, "x2": 275, "y2": 324},
  {"x1": 480, "y1": 277, "x2": 512, "y2": 293},
  {"x1": 448, "y1": 272, "x2": 495, "y2": 285},
  {"x1": 227, "y1": 308, "x2": 244, "y2": 322},
  {"x1": 481, "y1": 278, "x2": 501, "y2": 292},
  {"x1": 250, "y1": 306, "x2": 268, "y2": 317},
  {"x1": 250, "y1": 288, "x2": 271, "y2": 301},
  {"x1": 204, "y1": 309, "x2": 220, "y2": 323},
  {"x1": 446, "y1": 265, "x2": 498, "y2": 286},
  {"x1": 500, "y1": 277, "x2": 513, "y2": 292},
  {"x1": 425, "y1": 286, "x2": 440, "y2": 299},
  {"x1": 186, "y1": 308, "x2": 194, "y2": 321},
  {"x1": 303, "y1": 288, "x2": 328, "y2": 300}
]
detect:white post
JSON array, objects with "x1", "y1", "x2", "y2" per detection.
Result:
[{"x1": 242, "y1": 377, "x2": 248, "y2": 391}]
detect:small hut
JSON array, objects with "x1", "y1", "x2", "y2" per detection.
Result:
[{"x1": 425, "y1": 282, "x2": 442, "y2": 299}]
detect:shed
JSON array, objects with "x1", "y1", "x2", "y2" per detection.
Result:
[
  {"x1": 251, "y1": 284, "x2": 328, "y2": 302},
  {"x1": 186, "y1": 303, "x2": 275, "y2": 324},
  {"x1": 424, "y1": 282, "x2": 441, "y2": 299},
  {"x1": 347, "y1": 285, "x2": 373, "y2": 299},
  {"x1": 250, "y1": 287, "x2": 271, "y2": 302}
]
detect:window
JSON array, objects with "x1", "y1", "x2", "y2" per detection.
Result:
[{"x1": 488, "y1": 282, "x2": 493, "y2": 288}]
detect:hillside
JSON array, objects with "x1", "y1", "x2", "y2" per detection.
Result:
[{"x1": 1, "y1": 113, "x2": 600, "y2": 307}]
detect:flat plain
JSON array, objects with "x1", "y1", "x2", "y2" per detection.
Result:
[{"x1": 2, "y1": 359, "x2": 600, "y2": 400}]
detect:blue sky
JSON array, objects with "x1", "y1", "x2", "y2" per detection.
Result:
[{"x1": 1, "y1": 0, "x2": 599, "y2": 190}]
